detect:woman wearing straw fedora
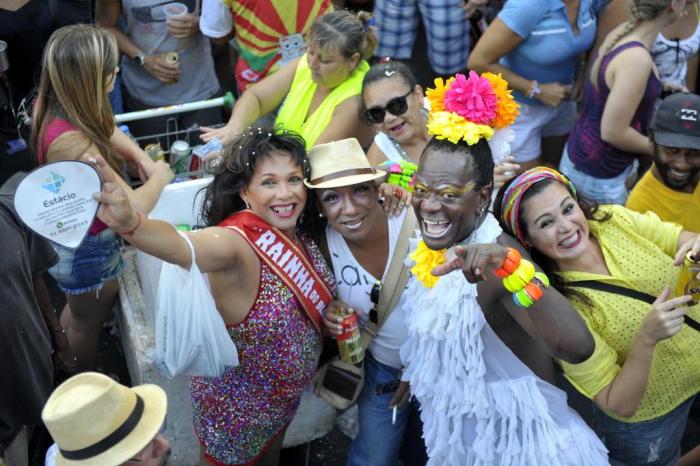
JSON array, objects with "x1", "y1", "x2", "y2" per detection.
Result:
[
  {"x1": 304, "y1": 138, "x2": 427, "y2": 466},
  {"x1": 91, "y1": 129, "x2": 336, "y2": 466},
  {"x1": 42, "y1": 372, "x2": 170, "y2": 466}
]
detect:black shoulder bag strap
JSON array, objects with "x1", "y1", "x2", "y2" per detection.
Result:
[{"x1": 569, "y1": 280, "x2": 700, "y2": 333}]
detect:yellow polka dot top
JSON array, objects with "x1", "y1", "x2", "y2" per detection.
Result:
[{"x1": 558, "y1": 205, "x2": 700, "y2": 422}]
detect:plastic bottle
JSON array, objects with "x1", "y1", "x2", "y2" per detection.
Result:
[{"x1": 119, "y1": 124, "x2": 140, "y2": 149}]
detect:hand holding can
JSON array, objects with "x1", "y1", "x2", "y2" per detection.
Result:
[
  {"x1": 335, "y1": 307, "x2": 364, "y2": 364},
  {"x1": 675, "y1": 250, "x2": 700, "y2": 305}
]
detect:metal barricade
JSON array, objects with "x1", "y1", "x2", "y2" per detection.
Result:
[{"x1": 114, "y1": 92, "x2": 233, "y2": 180}]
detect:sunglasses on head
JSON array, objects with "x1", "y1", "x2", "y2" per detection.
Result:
[{"x1": 363, "y1": 91, "x2": 412, "y2": 124}]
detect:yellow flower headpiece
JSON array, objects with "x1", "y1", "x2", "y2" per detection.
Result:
[{"x1": 426, "y1": 71, "x2": 519, "y2": 145}]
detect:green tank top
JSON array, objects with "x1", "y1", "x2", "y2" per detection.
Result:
[{"x1": 275, "y1": 53, "x2": 369, "y2": 149}]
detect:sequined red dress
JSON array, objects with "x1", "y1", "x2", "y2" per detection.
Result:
[{"x1": 190, "y1": 233, "x2": 335, "y2": 466}]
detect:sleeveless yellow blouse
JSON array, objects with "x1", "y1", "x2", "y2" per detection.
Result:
[{"x1": 275, "y1": 53, "x2": 369, "y2": 149}]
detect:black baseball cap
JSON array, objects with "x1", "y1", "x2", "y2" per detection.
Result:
[{"x1": 651, "y1": 92, "x2": 700, "y2": 150}]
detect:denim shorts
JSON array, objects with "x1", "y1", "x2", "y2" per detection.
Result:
[
  {"x1": 509, "y1": 100, "x2": 577, "y2": 162},
  {"x1": 49, "y1": 228, "x2": 123, "y2": 295},
  {"x1": 592, "y1": 396, "x2": 695, "y2": 466},
  {"x1": 559, "y1": 146, "x2": 638, "y2": 205}
]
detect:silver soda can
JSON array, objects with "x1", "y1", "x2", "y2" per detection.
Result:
[{"x1": 170, "y1": 140, "x2": 191, "y2": 172}]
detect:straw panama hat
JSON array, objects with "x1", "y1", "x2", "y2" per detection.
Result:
[
  {"x1": 304, "y1": 138, "x2": 385, "y2": 189},
  {"x1": 42, "y1": 372, "x2": 167, "y2": 466}
]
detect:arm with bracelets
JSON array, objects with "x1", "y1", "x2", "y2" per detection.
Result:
[{"x1": 432, "y1": 237, "x2": 595, "y2": 364}]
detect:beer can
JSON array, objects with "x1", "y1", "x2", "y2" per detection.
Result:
[
  {"x1": 164, "y1": 52, "x2": 180, "y2": 84},
  {"x1": 675, "y1": 250, "x2": 700, "y2": 306},
  {"x1": 335, "y1": 308, "x2": 364, "y2": 364},
  {"x1": 145, "y1": 143, "x2": 165, "y2": 161},
  {"x1": 164, "y1": 51, "x2": 180, "y2": 65}
]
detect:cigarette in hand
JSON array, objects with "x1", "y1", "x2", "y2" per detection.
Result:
[{"x1": 392, "y1": 405, "x2": 397, "y2": 425}]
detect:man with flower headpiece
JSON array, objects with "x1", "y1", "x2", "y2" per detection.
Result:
[{"x1": 395, "y1": 71, "x2": 610, "y2": 465}]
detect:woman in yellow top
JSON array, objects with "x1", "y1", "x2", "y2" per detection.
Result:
[
  {"x1": 201, "y1": 10, "x2": 375, "y2": 149},
  {"x1": 495, "y1": 166, "x2": 700, "y2": 466}
]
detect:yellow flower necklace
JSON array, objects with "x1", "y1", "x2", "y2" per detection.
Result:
[{"x1": 410, "y1": 240, "x2": 447, "y2": 288}]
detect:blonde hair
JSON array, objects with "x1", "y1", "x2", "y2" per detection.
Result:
[
  {"x1": 32, "y1": 24, "x2": 122, "y2": 172},
  {"x1": 308, "y1": 10, "x2": 378, "y2": 63},
  {"x1": 603, "y1": 0, "x2": 673, "y2": 56}
]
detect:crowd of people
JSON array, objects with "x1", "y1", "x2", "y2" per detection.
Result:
[{"x1": 3, "y1": 0, "x2": 700, "y2": 466}]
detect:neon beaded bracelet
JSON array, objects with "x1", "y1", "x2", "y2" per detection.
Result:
[
  {"x1": 493, "y1": 247, "x2": 521, "y2": 278},
  {"x1": 512, "y1": 272, "x2": 550, "y2": 308},
  {"x1": 502, "y1": 259, "x2": 535, "y2": 293},
  {"x1": 493, "y1": 247, "x2": 551, "y2": 308},
  {"x1": 378, "y1": 160, "x2": 417, "y2": 192}
]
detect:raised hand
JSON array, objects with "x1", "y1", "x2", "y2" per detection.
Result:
[
  {"x1": 377, "y1": 182, "x2": 411, "y2": 218},
  {"x1": 431, "y1": 243, "x2": 510, "y2": 282},
  {"x1": 494, "y1": 156, "x2": 520, "y2": 189}
]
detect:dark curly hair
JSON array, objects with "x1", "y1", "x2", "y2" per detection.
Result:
[{"x1": 198, "y1": 127, "x2": 323, "y2": 238}]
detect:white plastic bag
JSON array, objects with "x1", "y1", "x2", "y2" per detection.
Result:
[{"x1": 155, "y1": 231, "x2": 239, "y2": 378}]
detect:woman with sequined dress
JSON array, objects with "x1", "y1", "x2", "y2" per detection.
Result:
[{"x1": 92, "y1": 129, "x2": 335, "y2": 466}]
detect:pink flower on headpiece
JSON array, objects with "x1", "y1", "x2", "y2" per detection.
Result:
[{"x1": 444, "y1": 71, "x2": 497, "y2": 125}]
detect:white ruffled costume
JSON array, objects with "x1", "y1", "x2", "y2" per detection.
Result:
[{"x1": 400, "y1": 214, "x2": 609, "y2": 465}]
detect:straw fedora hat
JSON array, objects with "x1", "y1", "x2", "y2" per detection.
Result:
[
  {"x1": 304, "y1": 138, "x2": 385, "y2": 189},
  {"x1": 42, "y1": 372, "x2": 167, "y2": 466}
]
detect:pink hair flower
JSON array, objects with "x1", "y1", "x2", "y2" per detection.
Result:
[{"x1": 444, "y1": 71, "x2": 497, "y2": 125}]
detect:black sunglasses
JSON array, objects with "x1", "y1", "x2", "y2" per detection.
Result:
[{"x1": 363, "y1": 91, "x2": 412, "y2": 124}]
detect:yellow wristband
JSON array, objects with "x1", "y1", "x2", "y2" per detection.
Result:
[{"x1": 503, "y1": 259, "x2": 535, "y2": 292}]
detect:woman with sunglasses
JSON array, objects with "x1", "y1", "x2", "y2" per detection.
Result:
[
  {"x1": 361, "y1": 61, "x2": 431, "y2": 166},
  {"x1": 361, "y1": 61, "x2": 521, "y2": 209},
  {"x1": 201, "y1": 10, "x2": 375, "y2": 150}
]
